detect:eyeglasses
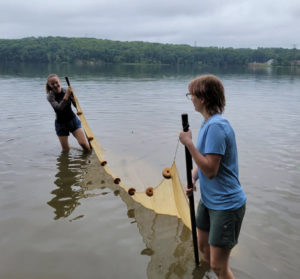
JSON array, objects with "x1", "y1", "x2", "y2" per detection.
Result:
[{"x1": 186, "y1": 93, "x2": 193, "y2": 100}]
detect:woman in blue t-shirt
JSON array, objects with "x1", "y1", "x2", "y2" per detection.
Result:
[{"x1": 179, "y1": 75, "x2": 246, "y2": 279}]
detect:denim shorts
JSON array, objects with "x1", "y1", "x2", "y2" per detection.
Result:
[
  {"x1": 196, "y1": 201, "x2": 246, "y2": 249},
  {"x1": 55, "y1": 116, "x2": 82, "y2": 137}
]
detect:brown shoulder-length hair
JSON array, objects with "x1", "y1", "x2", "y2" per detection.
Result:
[
  {"x1": 45, "y1": 74, "x2": 59, "y2": 94},
  {"x1": 188, "y1": 75, "x2": 225, "y2": 115}
]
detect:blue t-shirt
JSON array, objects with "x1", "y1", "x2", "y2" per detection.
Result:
[{"x1": 196, "y1": 114, "x2": 246, "y2": 210}]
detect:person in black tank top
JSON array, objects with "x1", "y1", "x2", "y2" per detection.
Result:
[{"x1": 46, "y1": 74, "x2": 90, "y2": 152}]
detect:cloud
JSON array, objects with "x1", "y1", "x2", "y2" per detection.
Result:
[{"x1": 0, "y1": 0, "x2": 299, "y2": 48}]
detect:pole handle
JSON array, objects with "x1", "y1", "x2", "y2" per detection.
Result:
[
  {"x1": 65, "y1": 77, "x2": 70, "y2": 86},
  {"x1": 182, "y1": 113, "x2": 189, "y2": 132},
  {"x1": 181, "y1": 114, "x2": 193, "y2": 189},
  {"x1": 181, "y1": 113, "x2": 199, "y2": 265}
]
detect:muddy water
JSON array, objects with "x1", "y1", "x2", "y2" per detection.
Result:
[{"x1": 0, "y1": 64, "x2": 299, "y2": 278}]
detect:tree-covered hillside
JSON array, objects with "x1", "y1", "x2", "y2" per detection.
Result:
[{"x1": 0, "y1": 37, "x2": 299, "y2": 66}]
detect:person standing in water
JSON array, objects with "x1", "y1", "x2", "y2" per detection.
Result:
[
  {"x1": 179, "y1": 75, "x2": 246, "y2": 279},
  {"x1": 46, "y1": 74, "x2": 90, "y2": 152}
]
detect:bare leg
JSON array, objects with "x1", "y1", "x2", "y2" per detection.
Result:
[
  {"x1": 197, "y1": 228, "x2": 210, "y2": 264},
  {"x1": 72, "y1": 128, "x2": 90, "y2": 151},
  {"x1": 210, "y1": 245, "x2": 234, "y2": 279},
  {"x1": 58, "y1": 136, "x2": 70, "y2": 152}
]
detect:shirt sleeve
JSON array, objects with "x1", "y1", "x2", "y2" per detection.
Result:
[
  {"x1": 204, "y1": 123, "x2": 226, "y2": 155},
  {"x1": 47, "y1": 92, "x2": 68, "y2": 111}
]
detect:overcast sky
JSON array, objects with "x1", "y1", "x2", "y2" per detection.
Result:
[{"x1": 0, "y1": 0, "x2": 299, "y2": 48}]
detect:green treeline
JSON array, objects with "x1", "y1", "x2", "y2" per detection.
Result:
[{"x1": 0, "y1": 37, "x2": 300, "y2": 66}]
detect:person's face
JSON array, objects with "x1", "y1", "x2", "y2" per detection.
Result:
[
  {"x1": 191, "y1": 94, "x2": 205, "y2": 113},
  {"x1": 48, "y1": 76, "x2": 61, "y2": 93}
]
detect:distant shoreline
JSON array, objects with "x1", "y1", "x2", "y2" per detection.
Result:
[{"x1": 1, "y1": 37, "x2": 299, "y2": 67}]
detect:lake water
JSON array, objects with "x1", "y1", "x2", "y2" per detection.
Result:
[{"x1": 0, "y1": 63, "x2": 299, "y2": 279}]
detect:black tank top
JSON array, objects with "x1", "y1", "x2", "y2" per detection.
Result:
[{"x1": 54, "y1": 89, "x2": 76, "y2": 123}]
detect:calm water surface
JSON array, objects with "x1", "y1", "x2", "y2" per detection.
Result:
[{"x1": 0, "y1": 64, "x2": 299, "y2": 279}]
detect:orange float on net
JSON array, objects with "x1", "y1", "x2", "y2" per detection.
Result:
[
  {"x1": 114, "y1": 177, "x2": 121, "y2": 184},
  {"x1": 128, "y1": 188, "x2": 136, "y2": 196},
  {"x1": 146, "y1": 187, "x2": 154, "y2": 197},
  {"x1": 162, "y1": 167, "x2": 171, "y2": 179}
]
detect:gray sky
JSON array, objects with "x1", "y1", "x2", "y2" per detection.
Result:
[{"x1": 1, "y1": 0, "x2": 299, "y2": 48}]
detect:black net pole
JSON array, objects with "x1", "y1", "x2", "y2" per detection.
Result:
[
  {"x1": 181, "y1": 113, "x2": 199, "y2": 266},
  {"x1": 65, "y1": 77, "x2": 70, "y2": 86}
]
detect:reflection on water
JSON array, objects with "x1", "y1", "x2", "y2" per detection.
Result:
[
  {"x1": 132, "y1": 206, "x2": 212, "y2": 279},
  {"x1": 48, "y1": 151, "x2": 89, "y2": 219},
  {"x1": 48, "y1": 149, "x2": 212, "y2": 278},
  {"x1": 0, "y1": 64, "x2": 300, "y2": 278},
  {"x1": 1, "y1": 61, "x2": 299, "y2": 80},
  {"x1": 82, "y1": 153, "x2": 214, "y2": 278}
]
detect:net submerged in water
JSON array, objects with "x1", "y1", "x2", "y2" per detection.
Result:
[{"x1": 72, "y1": 91, "x2": 192, "y2": 230}]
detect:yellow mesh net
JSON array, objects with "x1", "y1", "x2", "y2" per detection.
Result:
[{"x1": 73, "y1": 91, "x2": 192, "y2": 230}]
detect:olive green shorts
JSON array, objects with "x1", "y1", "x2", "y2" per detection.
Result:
[{"x1": 196, "y1": 201, "x2": 246, "y2": 249}]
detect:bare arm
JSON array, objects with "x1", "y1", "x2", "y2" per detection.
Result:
[
  {"x1": 191, "y1": 166, "x2": 198, "y2": 182},
  {"x1": 179, "y1": 130, "x2": 221, "y2": 179}
]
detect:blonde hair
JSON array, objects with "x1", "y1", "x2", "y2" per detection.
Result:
[{"x1": 45, "y1": 74, "x2": 59, "y2": 94}]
